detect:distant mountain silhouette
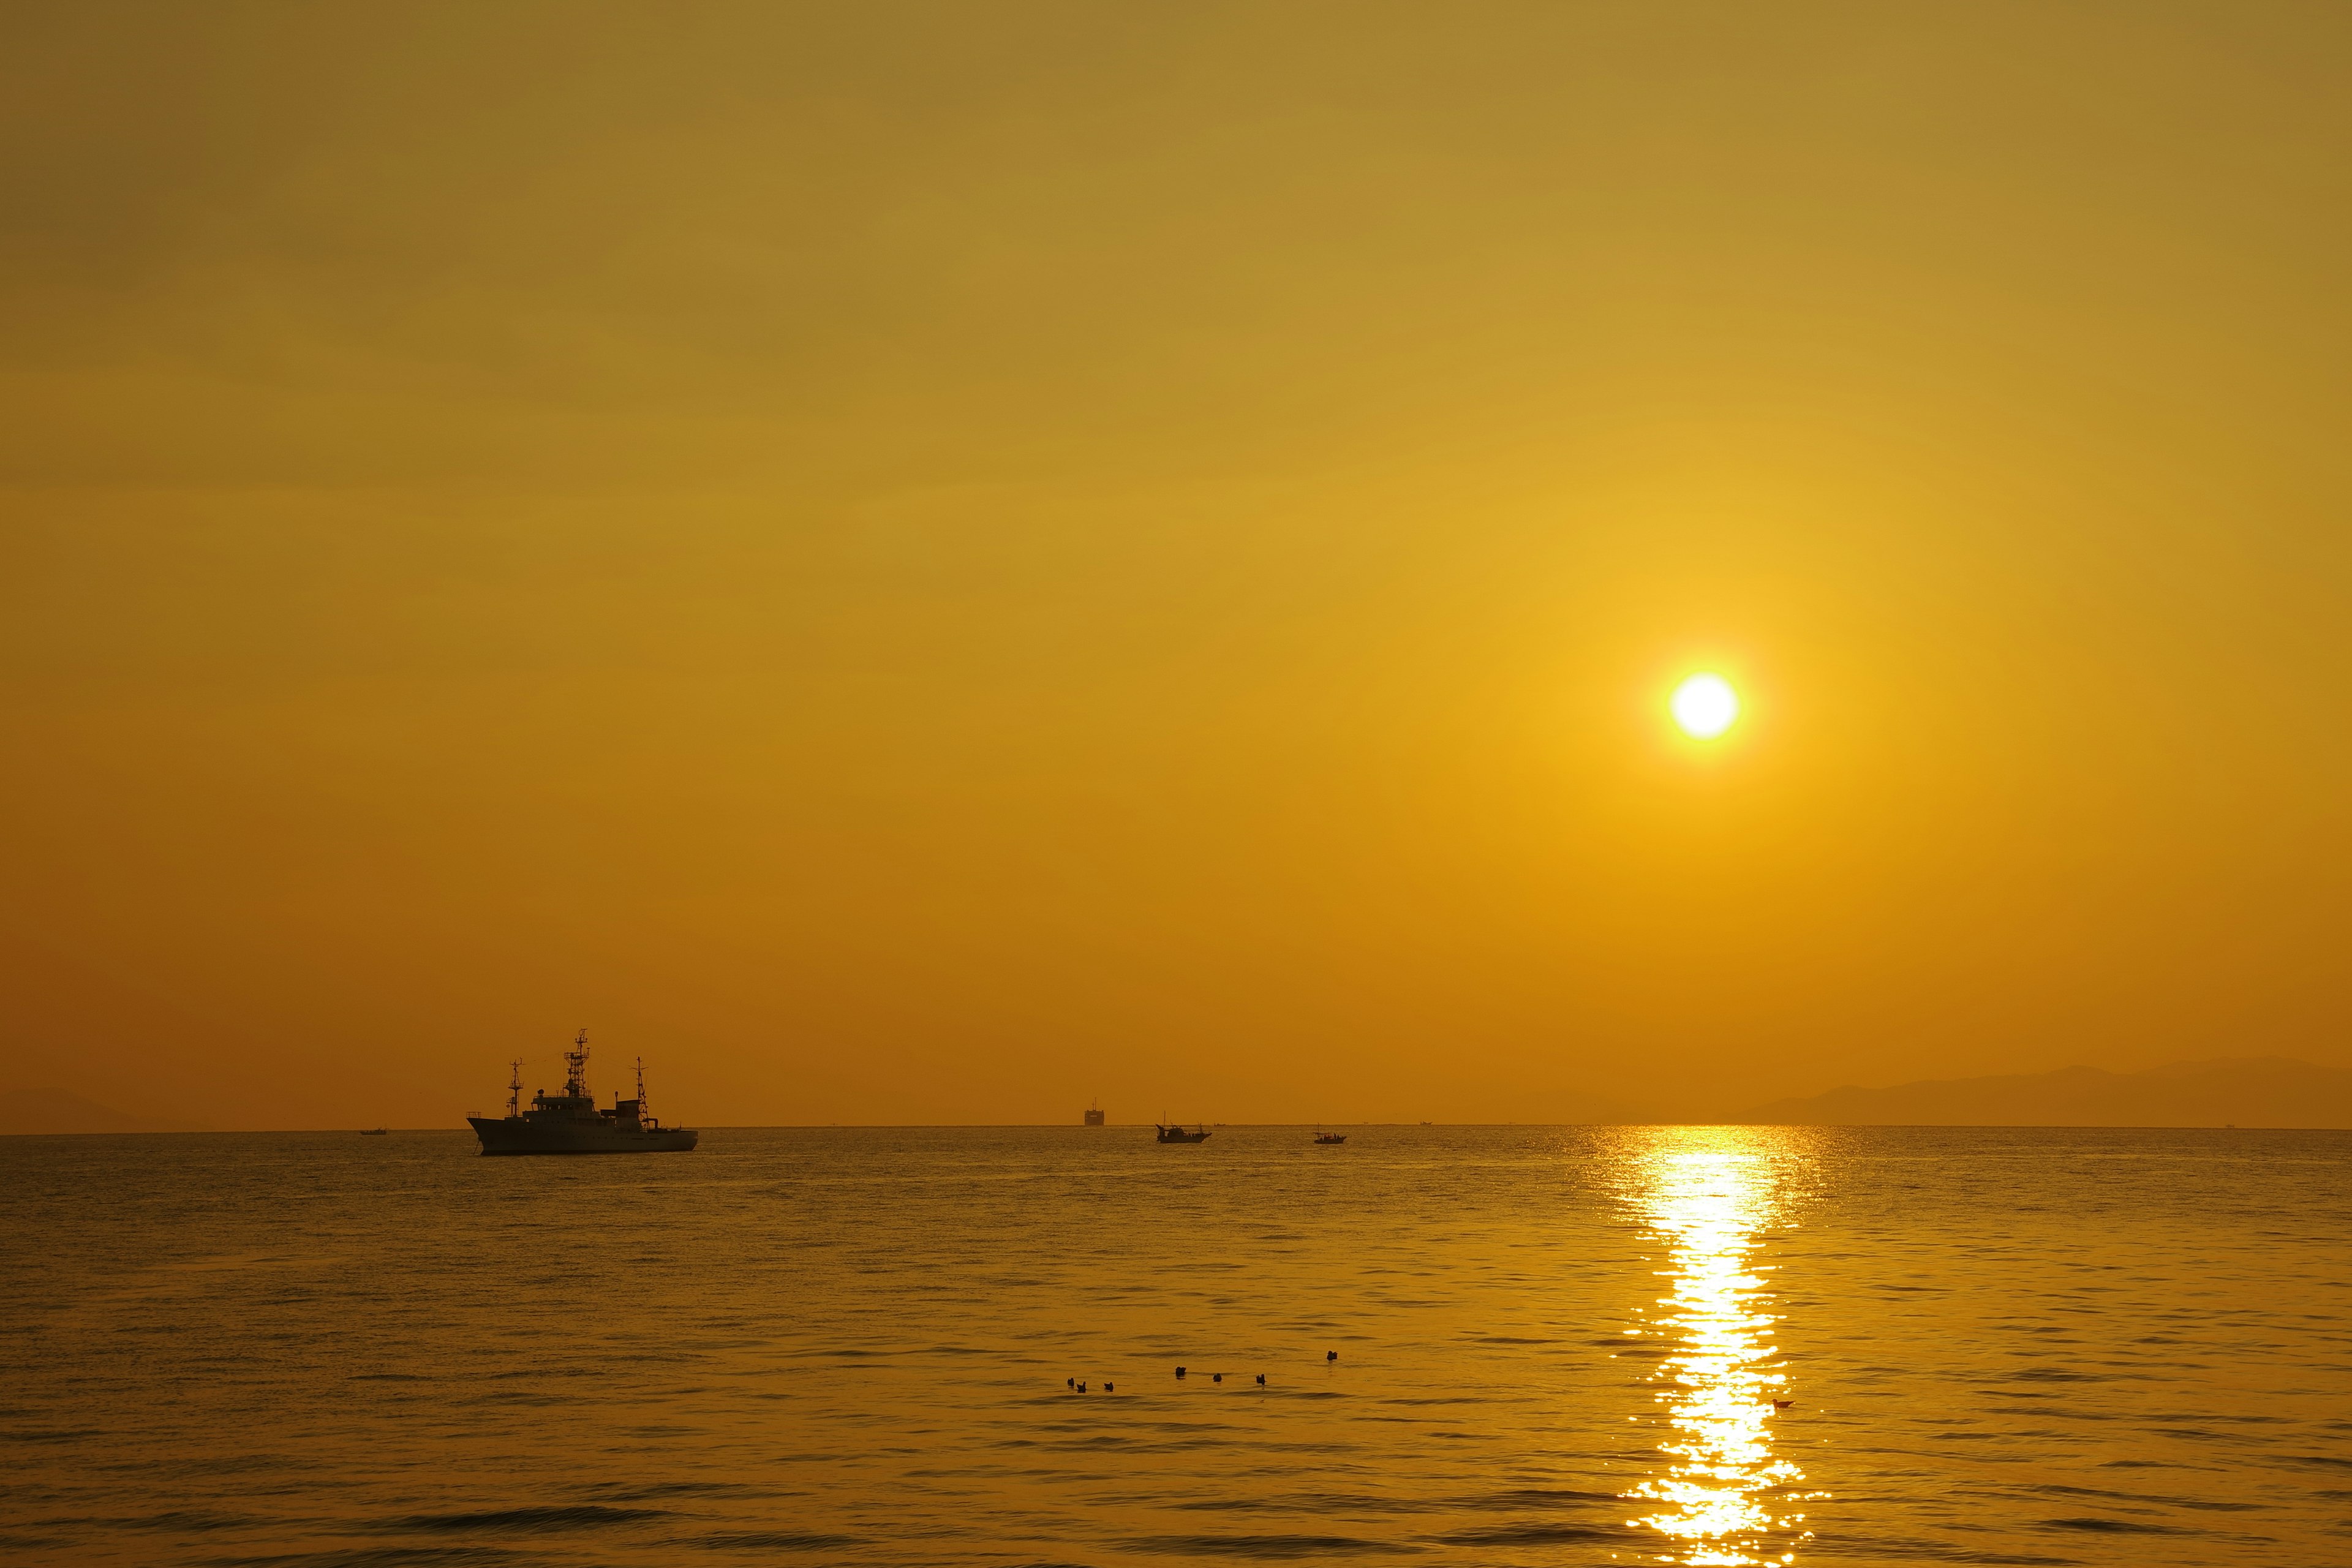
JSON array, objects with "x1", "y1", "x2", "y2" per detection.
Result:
[
  {"x1": 2, "y1": 1088, "x2": 205, "y2": 1135},
  {"x1": 1740, "y1": 1057, "x2": 2352, "y2": 1128}
]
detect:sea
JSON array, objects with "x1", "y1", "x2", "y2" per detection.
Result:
[{"x1": 4, "y1": 1125, "x2": 2348, "y2": 1567}]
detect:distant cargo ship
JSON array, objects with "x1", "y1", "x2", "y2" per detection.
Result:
[
  {"x1": 468, "y1": 1031, "x2": 698, "y2": 1155},
  {"x1": 1085, "y1": 1101, "x2": 1105, "y2": 1126}
]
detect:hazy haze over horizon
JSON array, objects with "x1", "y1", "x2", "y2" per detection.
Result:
[{"x1": 5, "y1": 3, "x2": 2351, "y2": 1130}]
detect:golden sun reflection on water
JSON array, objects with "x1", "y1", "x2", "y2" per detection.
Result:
[{"x1": 1621, "y1": 1131, "x2": 1815, "y2": 1566}]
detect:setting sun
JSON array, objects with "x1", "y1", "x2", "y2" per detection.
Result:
[{"x1": 1671, "y1": 673, "x2": 1741, "y2": 739}]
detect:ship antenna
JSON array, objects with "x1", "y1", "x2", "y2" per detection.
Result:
[
  {"x1": 566, "y1": 1028, "x2": 590, "y2": 1100},
  {"x1": 507, "y1": 1059, "x2": 522, "y2": 1118}
]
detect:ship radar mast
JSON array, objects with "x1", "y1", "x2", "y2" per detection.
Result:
[
  {"x1": 507, "y1": 1059, "x2": 522, "y2": 1118},
  {"x1": 635, "y1": 1055, "x2": 650, "y2": 1123},
  {"x1": 564, "y1": 1028, "x2": 590, "y2": 1099}
]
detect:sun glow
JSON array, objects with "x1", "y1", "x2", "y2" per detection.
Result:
[{"x1": 1671, "y1": 674, "x2": 1740, "y2": 738}]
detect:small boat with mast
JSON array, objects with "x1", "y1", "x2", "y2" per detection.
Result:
[
  {"x1": 1313, "y1": 1128, "x2": 1346, "y2": 1144},
  {"x1": 1156, "y1": 1120, "x2": 1210, "y2": 1144},
  {"x1": 467, "y1": 1030, "x2": 698, "y2": 1155}
]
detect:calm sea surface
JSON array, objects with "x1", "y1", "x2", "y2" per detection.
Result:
[{"x1": 4, "y1": 1126, "x2": 2348, "y2": 1566}]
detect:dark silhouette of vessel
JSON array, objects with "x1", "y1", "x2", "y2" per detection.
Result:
[
  {"x1": 1313, "y1": 1128, "x2": 1346, "y2": 1144},
  {"x1": 467, "y1": 1031, "x2": 698, "y2": 1155},
  {"x1": 1156, "y1": 1121, "x2": 1210, "y2": 1144},
  {"x1": 1084, "y1": 1100, "x2": 1105, "y2": 1126}
]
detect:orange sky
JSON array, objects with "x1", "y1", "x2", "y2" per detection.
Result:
[{"x1": 4, "y1": 4, "x2": 2350, "y2": 1128}]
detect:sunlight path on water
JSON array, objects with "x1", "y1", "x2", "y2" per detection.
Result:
[{"x1": 1621, "y1": 1130, "x2": 1817, "y2": 1566}]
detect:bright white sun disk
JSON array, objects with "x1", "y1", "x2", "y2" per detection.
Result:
[{"x1": 1672, "y1": 674, "x2": 1740, "y2": 738}]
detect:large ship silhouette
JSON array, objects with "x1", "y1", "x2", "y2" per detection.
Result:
[{"x1": 468, "y1": 1031, "x2": 698, "y2": 1155}]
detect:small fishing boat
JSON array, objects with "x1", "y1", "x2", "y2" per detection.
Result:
[
  {"x1": 1313, "y1": 1128, "x2": 1346, "y2": 1144},
  {"x1": 1156, "y1": 1122, "x2": 1211, "y2": 1144}
]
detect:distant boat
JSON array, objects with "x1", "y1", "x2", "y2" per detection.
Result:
[
  {"x1": 1156, "y1": 1122, "x2": 1210, "y2": 1144},
  {"x1": 360, "y1": 1127, "x2": 388, "y2": 1136},
  {"x1": 1084, "y1": 1100, "x2": 1105, "y2": 1127},
  {"x1": 1313, "y1": 1128, "x2": 1346, "y2": 1144}
]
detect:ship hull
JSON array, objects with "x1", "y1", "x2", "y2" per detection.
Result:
[{"x1": 467, "y1": 1116, "x2": 699, "y2": 1155}]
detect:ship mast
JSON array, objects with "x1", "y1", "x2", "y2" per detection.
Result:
[
  {"x1": 635, "y1": 1055, "x2": 650, "y2": 1122},
  {"x1": 565, "y1": 1028, "x2": 590, "y2": 1099},
  {"x1": 507, "y1": 1059, "x2": 522, "y2": 1118}
]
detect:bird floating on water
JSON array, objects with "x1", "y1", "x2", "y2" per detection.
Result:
[
  {"x1": 1255, "y1": 1374, "x2": 1266, "y2": 1385},
  {"x1": 1327, "y1": 1351, "x2": 1338, "y2": 1362}
]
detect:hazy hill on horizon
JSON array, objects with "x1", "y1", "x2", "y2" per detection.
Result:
[
  {"x1": 1741, "y1": 1057, "x2": 2352, "y2": 1128},
  {"x1": 4, "y1": 1088, "x2": 207, "y2": 1136}
]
